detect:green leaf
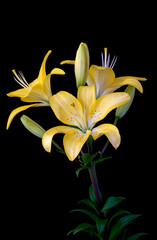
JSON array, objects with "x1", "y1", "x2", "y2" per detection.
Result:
[
  {"x1": 101, "y1": 196, "x2": 126, "y2": 212},
  {"x1": 107, "y1": 210, "x2": 131, "y2": 230},
  {"x1": 68, "y1": 222, "x2": 95, "y2": 235},
  {"x1": 81, "y1": 153, "x2": 98, "y2": 166},
  {"x1": 79, "y1": 199, "x2": 99, "y2": 214},
  {"x1": 52, "y1": 140, "x2": 65, "y2": 155},
  {"x1": 93, "y1": 156, "x2": 112, "y2": 165},
  {"x1": 84, "y1": 229, "x2": 104, "y2": 240},
  {"x1": 108, "y1": 214, "x2": 142, "y2": 240},
  {"x1": 71, "y1": 208, "x2": 99, "y2": 223},
  {"x1": 89, "y1": 184, "x2": 96, "y2": 204},
  {"x1": 76, "y1": 165, "x2": 90, "y2": 177},
  {"x1": 126, "y1": 233, "x2": 148, "y2": 240},
  {"x1": 96, "y1": 218, "x2": 108, "y2": 235}
]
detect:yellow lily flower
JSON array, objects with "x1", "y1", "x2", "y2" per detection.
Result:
[
  {"x1": 61, "y1": 47, "x2": 147, "y2": 98},
  {"x1": 6, "y1": 50, "x2": 65, "y2": 129},
  {"x1": 42, "y1": 85, "x2": 130, "y2": 161},
  {"x1": 87, "y1": 48, "x2": 147, "y2": 98}
]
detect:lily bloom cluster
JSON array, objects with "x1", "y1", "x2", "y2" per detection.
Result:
[{"x1": 7, "y1": 43, "x2": 147, "y2": 161}]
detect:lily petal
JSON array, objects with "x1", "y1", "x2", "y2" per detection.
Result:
[
  {"x1": 42, "y1": 126, "x2": 74, "y2": 153},
  {"x1": 49, "y1": 91, "x2": 84, "y2": 129},
  {"x1": 89, "y1": 92, "x2": 130, "y2": 128},
  {"x1": 92, "y1": 124, "x2": 121, "y2": 149},
  {"x1": 7, "y1": 88, "x2": 29, "y2": 98},
  {"x1": 60, "y1": 60, "x2": 75, "y2": 65},
  {"x1": 21, "y1": 83, "x2": 48, "y2": 103},
  {"x1": 87, "y1": 65, "x2": 115, "y2": 98},
  {"x1": 63, "y1": 129, "x2": 91, "y2": 161},
  {"x1": 6, "y1": 103, "x2": 45, "y2": 129},
  {"x1": 77, "y1": 85, "x2": 96, "y2": 122},
  {"x1": 37, "y1": 50, "x2": 52, "y2": 84},
  {"x1": 43, "y1": 68, "x2": 65, "y2": 98},
  {"x1": 103, "y1": 76, "x2": 147, "y2": 94}
]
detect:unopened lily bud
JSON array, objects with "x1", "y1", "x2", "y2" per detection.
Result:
[
  {"x1": 21, "y1": 115, "x2": 45, "y2": 138},
  {"x1": 75, "y1": 42, "x2": 89, "y2": 88},
  {"x1": 115, "y1": 86, "x2": 135, "y2": 119}
]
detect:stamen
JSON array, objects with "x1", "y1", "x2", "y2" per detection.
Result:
[
  {"x1": 104, "y1": 48, "x2": 107, "y2": 67},
  {"x1": 101, "y1": 49, "x2": 118, "y2": 69},
  {"x1": 110, "y1": 55, "x2": 118, "y2": 69},
  {"x1": 12, "y1": 69, "x2": 32, "y2": 90}
]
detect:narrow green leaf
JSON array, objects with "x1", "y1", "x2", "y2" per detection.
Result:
[
  {"x1": 81, "y1": 153, "x2": 98, "y2": 166},
  {"x1": 79, "y1": 199, "x2": 99, "y2": 214},
  {"x1": 75, "y1": 166, "x2": 90, "y2": 177},
  {"x1": 72, "y1": 223, "x2": 95, "y2": 235},
  {"x1": 126, "y1": 233, "x2": 148, "y2": 240},
  {"x1": 71, "y1": 208, "x2": 99, "y2": 223},
  {"x1": 52, "y1": 140, "x2": 65, "y2": 155},
  {"x1": 101, "y1": 196, "x2": 126, "y2": 212},
  {"x1": 96, "y1": 218, "x2": 108, "y2": 235},
  {"x1": 107, "y1": 210, "x2": 131, "y2": 230},
  {"x1": 89, "y1": 184, "x2": 96, "y2": 204},
  {"x1": 84, "y1": 229, "x2": 104, "y2": 240},
  {"x1": 109, "y1": 214, "x2": 142, "y2": 240},
  {"x1": 94, "y1": 156, "x2": 112, "y2": 165}
]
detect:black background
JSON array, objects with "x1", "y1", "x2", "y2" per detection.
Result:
[{"x1": 1, "y1": 2, "x2": 156, "y2": 239}]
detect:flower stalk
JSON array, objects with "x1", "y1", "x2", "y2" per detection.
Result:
[{"x1": 88, "y1": 163, "x2": 101, "y2": 205}]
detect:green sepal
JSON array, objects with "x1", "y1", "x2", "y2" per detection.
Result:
[
  {"x1": 101, "y1": 196, "x2": 126, "y2": 213},
  {"x1": 108, "y1": 214, "x2": 142, "y2": 240},
  {"x1": 67, "y1": 222, "x2": 95, "y2": 236},
  {"x1": 126, "y1": 233, "x2": 148, "y2": 240}
]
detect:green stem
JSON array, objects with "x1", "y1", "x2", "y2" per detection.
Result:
[
  {"x1": 87, "y1": 138, "x2": 101, "y2": 205},
  {"x1": 88, "y1": 163, "x2": 101, "y2": 205}
]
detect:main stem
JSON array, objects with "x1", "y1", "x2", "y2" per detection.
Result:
[
  {"x1": 87, "y1": 138, "x2": 101, "y2": 205},
  {"x1": 88, "y1": 163, "x2": 101, "y2": 205}
]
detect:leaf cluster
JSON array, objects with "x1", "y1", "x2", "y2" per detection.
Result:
[
  {"x1": 76, "y1": 153, "x2": 112, "y2": 177},
  {"x1": 67, "y1": 186, "x2": 147, "y2": 240}
]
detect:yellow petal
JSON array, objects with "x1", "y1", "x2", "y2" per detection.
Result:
[
  {"x1": 77, "y1": 85, "x2": 96, "y2": 122},
  {"x1": 7, "y1": 88, "x2": 29, "y2": 98},
  {"x1": 43, "y1": 68, "x2": 65, "y2": 98},
  {"x1": 42, "y1": 126, "x2": 73, "y2": 153},
  {"x1": 89, "y1": 92, "x2": 130, "y2": 128},
  {"x1": 49, "y1": 91, "x2": 84, "y2": 129},
  {"x1": 37, "y1": 50, "x2": 52, "y2": 84},
  {"x1": 92, "y1": 124, "x2": 121, "y2": 149},
  {"x1": 87, "y1": 65, "x2": 115, "y2": 98},
  {"x1": 63, "y1": 129, "x2": 91, "y2": 161},
  {"x1": 6, "y1": 103, "x2": 45, "y2": 129},
  {"x1": 60, "y1": 60, "x2": 75, "y2": 65},
  {"x1": 106, "y1": 76, "x2": 147, "y2": 94},
  {"x1": 21, "y1": 83, "x2": 48, "y2": 103}
]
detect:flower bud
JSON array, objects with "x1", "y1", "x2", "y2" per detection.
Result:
[
  {"x1": 21, "y1": 115, "x2": 45, "y2": 138},
  {"x1": 115, "y1": 86, "x2": 135, "y2": 119},
  {"x1": 75, "y1": 42, "x2": 89, "y2": 88}
]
